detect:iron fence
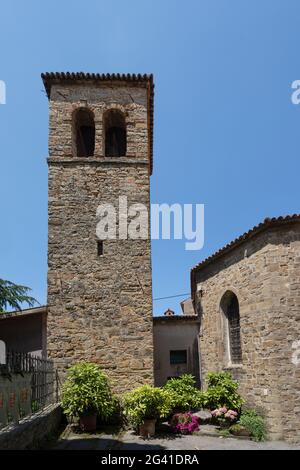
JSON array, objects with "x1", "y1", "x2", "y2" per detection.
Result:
[{"x1": 0, "y1": 351, "x2": 59, "y2": 429}]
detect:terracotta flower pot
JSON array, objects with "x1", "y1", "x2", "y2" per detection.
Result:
[
  {"x1": 230, "y1": 426, "x2": 251, "y2": 438},
  {"x1": 79, "y1": 413, "x2": 97, "y2": 432},
  {"x1": 139, "y1": 418, "x2": 157, "y2": 438}
]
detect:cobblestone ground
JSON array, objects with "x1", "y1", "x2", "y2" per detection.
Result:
[{"x1": 47, "y1": 426, "x2": 300, "y2": 451}]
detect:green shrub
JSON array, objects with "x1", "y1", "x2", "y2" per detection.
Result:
[
  {"x1": 229, "y1": 423, "x2": 244, "y2": 434},
  {"x1": 122, "y1": 385, "x2": 172, "y2": 427},
  {"x1": 228, "y1": 423, "x2": 251, "y2": 437},
  {"x1": 61, "y1": 362, "x2": 115, "y2": 420},
  {"x1": 238, "y1": 409, "x2": 266, "y2": 441},
  {"x1": 206, "y1": 372, "x2": 236, "y2": 388},
  {"x1": 218, "y1": 428, "x2": 231, "y2": 438},
  {"x1": 163, "y1": 374, "x2": 204, "y2": 412},
  {"x1": 202, "y1": 372, "x2": 244, "y2": 410}
]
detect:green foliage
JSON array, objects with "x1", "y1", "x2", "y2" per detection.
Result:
[
  {"x1": 229, "y1": 423, "x2": 243, "y2": 433},
  {"x1": 228, "y1": 423, "x2": 249, "y2": 437},
  {"x1": 238, "y1": 408, "x2": 266, "y2": 441},
  {"x1": 61, "y1": 362, "x2": 115, "y2": 420},
  {"x1": 218, "y1": 428, "x2": 231, "y2": 438},
  {"x1": 206, "y1": 372, "x2": 236, "y2": 388},
  {"x1": 31, "y1": 400, "x2": 41, "y2": 413},
  {"x1": 163, "y1": 374, "x2": 204, "y2": 412},
  {"x1": 122, "y1": 385, "x2": 172, "y2": 427},
  {"x1": 0, "y1": 278, "x2": 38, "y2": 312},
  {"x1": 202, "y1": 372, "x2": 244, "y2": 410}
]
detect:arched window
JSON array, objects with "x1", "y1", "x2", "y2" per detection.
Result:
[
  {"x1": 104, "y1": 110, "x2": 126, "y2": 157},
  {"x1": 220, "y1": 291, "x2": 242, "y2": 364},
  {"x1": 73, "y1": 108, "x2": 95, "y2": 157}
]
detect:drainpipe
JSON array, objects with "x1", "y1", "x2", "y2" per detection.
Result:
[
  {"x1": 197, "y1": 331, "x2": 202, "y2": 390},
  {"x1": 191, "y1": 269, "x2": 203, "y2": 389}
]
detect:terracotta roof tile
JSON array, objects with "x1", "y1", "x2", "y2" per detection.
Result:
[
  {"x1": 191, "y1": 214, "x2": 300, "y2": 275},
  {"x1": 191, "y1": 214, "x2": 300, "y2": 273},
  {"x1": 153, "y1": 315, "x2": 199, "y2": 321}
]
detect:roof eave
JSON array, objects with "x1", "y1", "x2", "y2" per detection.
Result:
[{"x1": 190, "y1": 214, "x2": 300, "y2": 300}]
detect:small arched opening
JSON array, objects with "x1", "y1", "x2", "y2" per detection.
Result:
[
  {"x1": 73, "y1": 108, "x2": 95, "y2": 157},
  {"x1": 104, "y1": 109, "x2": 126, "y2": 157}
]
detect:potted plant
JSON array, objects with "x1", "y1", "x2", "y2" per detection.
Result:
[
  {"x1": 123, "y1": 385, "x2": 171, "y2": 437},
  {"x1": 201, "y1": 372, "x2": 244, "y2": 411},
  {"x1": 162, "y1": 374, "x2": 204, "y2": 414},
  {"x1": 237, "y1": 408, "x2": 266, "y2": 441},
  {"x1": 61, "y1": 362, "x2": 115, "y2": 432}
]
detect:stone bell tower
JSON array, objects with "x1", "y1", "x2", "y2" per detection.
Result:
[{"x1": 42, "y1": 72, "x2": 154, "y2": 390}]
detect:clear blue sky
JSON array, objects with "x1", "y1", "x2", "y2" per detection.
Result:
[{"x1": 0, "y1": 0, "x2": 299, "y2": 314}]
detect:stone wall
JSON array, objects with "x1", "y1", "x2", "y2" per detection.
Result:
[
  {"x1": 46, "y1": 79, "x2": 154, "y2": 392},
  {"x1": 0, "y1": 404, "x2": 61, "y2": 450},
  {"x1": 193, "y1": 221, "x2": 300, "y2": 442},
  {"x1": 48, "y1": 82, "x2": 149, "y2": 161}
]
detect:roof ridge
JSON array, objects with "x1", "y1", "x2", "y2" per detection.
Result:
[{"x1": 41, "y1": 71, "x2": 153, "y2": 77}]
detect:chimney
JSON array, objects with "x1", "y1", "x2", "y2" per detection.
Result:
[{"x1": 164, "y1": 308, "x2": 175, "y2": 317}]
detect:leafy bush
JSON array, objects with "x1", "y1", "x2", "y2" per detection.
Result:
[
  {"x1": 122, "y1": 385, "x2": 171, "y2": 426},
  {"x1": 229, "y1": 423, "x2": 244, "y2": 434},
  {"x1": 238, "y1": 409, "x2": 266, "y2": 441},
  {"x1": 229, "y1": 423, "x2": 250, "y2": 437},
  {"x1": 206, "y1": 372, "x2": 236, "y2": 388},
  {"x1": 61, "y1": 362, "x2": 115, "y2": 420},
  {"x1": 122, "y1": 385, "x2": 172, "y2": 427},
  {"x1": 170, "y1": 412, "x2": 199, "y2": 435},
  {"x1": 163, "y1": 374, "x2": 204, "y2": 412},
  {"x1": 218, "y1": 428, "x2": 231, "y2": 438},
  {"x1": 202, "y1": 372, "x2": 244, "y2": 410}
]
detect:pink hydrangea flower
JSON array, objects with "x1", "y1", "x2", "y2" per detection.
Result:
[
  {"x1": 212, "y1": 407, "x2": 238, "y2": 422},
  {"x1": 170, "y1": 412, "x2": 200, "y2": 435},
  {"x1": 219, "y1": 407, "x2": 228, "y2": 414}
]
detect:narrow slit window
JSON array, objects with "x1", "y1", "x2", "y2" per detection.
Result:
[
  {"x1": 227, "y1": 295, "x2": 242, "y2": 363},
  {"x1": 220, "y1": 291, "x2": 242, "y2": 364},
  {"x1": 97, "y1": 241, "x2": 103, "y2": 256}
]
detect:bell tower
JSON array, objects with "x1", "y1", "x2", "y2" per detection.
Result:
[{"x1": 42, "y1": 72, "x2": 154, "y2": 390}]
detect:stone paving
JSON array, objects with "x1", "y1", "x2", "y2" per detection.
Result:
[{"x1": 47, "y1": 426, "x2": 300, "y2": 451}]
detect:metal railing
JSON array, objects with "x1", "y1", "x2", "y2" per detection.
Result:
[{"x1": 0, "y1": 351, "x2": 59, "y2": 429}]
